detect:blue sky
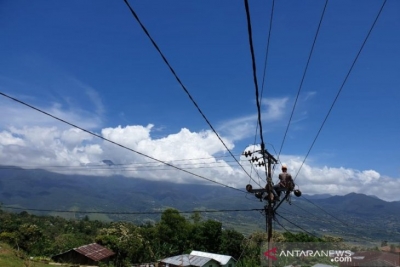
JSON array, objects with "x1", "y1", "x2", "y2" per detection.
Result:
[{"x1": 0, "y1": 0, "x2": 399, "y2": 200}]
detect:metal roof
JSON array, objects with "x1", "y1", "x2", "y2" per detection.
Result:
[
  {"x1": 74, "y1": 243, "x2": 115, "y2": 262},
  {"x1": 160, "y1": 254, "x2": 215, "y2": 267},
  {"x1": 190, "y1": 250, "x2": 235, "y2": 265}
]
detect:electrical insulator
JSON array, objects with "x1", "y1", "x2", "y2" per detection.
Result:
[
  {"x1": 294, "y1": 189, "x2": 302, "y2": 197},
  {"x1": 246, "y1": 184, "x2": 253, "y2": 192},
  {"x1": 244, "y1": 151, "x2": 252, "y2": 157}
]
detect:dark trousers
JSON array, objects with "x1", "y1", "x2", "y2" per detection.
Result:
[{"x1": 273, "y1": 184, "x2": 286, "y2": 198}]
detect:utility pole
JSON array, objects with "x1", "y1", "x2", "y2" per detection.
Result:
[
  {"x1": 244, "y1": 147, "x2": 277, "y2": 267},
  {"x1": 264, "y1": 148, "x2": 277, "y2": 267}
]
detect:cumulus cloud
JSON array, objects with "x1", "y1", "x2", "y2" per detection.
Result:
[
  {"x1": 0, "y1": 123, "x2": 399, "y2": 201},
  {"x1": 265, "y1": 155, "x2": 398, "y2": 201},
  {"x1": 0, "y1": 123, "x2": 243, "y2": 185},
  {"x1": 235, "y1": 146, "x2": 400, "y2": 201},
  {"x1": 0, "y1": 131, "x2": 25, "y2": 146}
]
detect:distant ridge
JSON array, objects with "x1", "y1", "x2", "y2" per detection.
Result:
[
  {"x1": 303, "y1": 193, "x2": 333, "y2": 200},
  {"x1": 316, "y1": 192, "x2": 400, "y2": 216},
  {"x1": 1, "y1": 166, "x2": 399, "y2": 242}
]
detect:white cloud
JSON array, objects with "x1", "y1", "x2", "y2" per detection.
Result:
[
  {"x1": 0, "y1": 131, "x2": 25, "y2": 146},
  {"x1": 0, "y1": 97, "x2": 102, "y2": 130},
  {"x1": 71, "y1": 78, "x2": 105, "y2": 115},
  {"x1": 0, "y1": 123, "x2": 242, "y2": 185},
  {"x1": 218, "y1": 97, "x2": 288, "y2": 141},
  {"x1": 261, "y1": 97, "x2": 288, "y2": 119},
  {"x1": 270, "y1": 155, "x2": 400, "y2": 201},
  {"x1": 235, "y1": 147, "x2": 400, "y2": 201},
  {"x1": 0, "y1": 115, "x2": 398, "y2": 201},
  {"x1": 303, "y1": 91, "x2": 317, "y2": 101}
]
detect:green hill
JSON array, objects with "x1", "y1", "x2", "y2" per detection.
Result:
[
  {"x1": 1, "y1": 166, "x2": 399, "y2": 242},
  {"x1": 0, "y1": 243, "x2": 49, "y2": 267}
]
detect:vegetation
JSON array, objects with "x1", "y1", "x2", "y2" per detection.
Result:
[
  {"x1": 2, "y1": 170, "x2": 400, "y2": 243},
  {"x1": 2, "y1": 206, "x2": 396, "y2": 267},
  {"x1": 0, "y1": 242, "x2": 49, "y2": 267},
  {"x1": 0, "y1": 208, "x2": 248, "y2": 266}
]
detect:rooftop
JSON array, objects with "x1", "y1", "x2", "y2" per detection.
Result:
[
  {"x1": 190, "y1": 250, "x2": 235, "y2": 265},
  {"x1": 160, "y1": 254, "x2": 214, "y2": 267},
  {"x1": 74, "y1": 243, "x2": 115, "y2": 262}
]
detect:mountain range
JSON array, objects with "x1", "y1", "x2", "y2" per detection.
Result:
[{"x1": 1, "y1": 166, "x2": 399, "y2": 243}]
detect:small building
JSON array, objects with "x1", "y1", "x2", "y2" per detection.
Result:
[
  {"x1": 190, "y1": 251, "x2": 236, "y2": 267},
  {"x1": 51, "y1": 243, "x2": 115, "y2": 266},
  {"x1": 159, "y1": 254, "x2": 221, "y2": 267}
]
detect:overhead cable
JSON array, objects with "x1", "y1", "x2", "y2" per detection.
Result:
[
  {"x1": 278, "y1": 0, "x2": 329, "y2": 160},
  {"x1": 260, "y1": 0, "x2": 275, "y2": 101},
  {"x1": 0, "y1": 91, "x2": 245, "y2": 194},
  {"x1": 298, "y1": 196, "x2": 349, "y2": 227},
  {"x1": 2, "y1": 206, "x2": 262, "y2": 215},
  {"x1": 294, "y1": 0, "x2": 387, "y2": 180},
  {"x1": 275, "y1": 212, "x2": 320, "y2": 239},
  {"x1": 122, "y1": 0, "x2": 260, "y2": 187},
  {"x1": 252, "y1": 0, "x2": 275, "y2": 150},
  {"x1": 244, "y1": 0, "x2": 266, "y2": 151}
]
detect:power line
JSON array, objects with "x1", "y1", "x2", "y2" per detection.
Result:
[
  {"x1": 2, "y1": 206, "x2": 262, "y2": 215},
  {"x1": 290, "y1": 196, "x2": 395, "y2": 241},
  {"x1": 250, "y1": 0, "x2": 276, "y2": 186},
  {"x1": 260, "y1": 0, "x2": 275, "y2": 101},
  {"x1": 275, "y1": 212, "x2": 320, "y2": 239},
  {"x1": 277, "y1": 0, "x2": 329, "y2": 160},
  {"x1": 293, "y1": 0, "x2": 387, "y2": 181},
  {"x1": 0, "y1": 92, "x2": 245, "y2": 194},
  {"x1": 0, "y1": 154, "x2": 246, "y2": 169},
  {"x1": 252, "y1": 0, "x2": 275, "y2": 150},
  {"x1": 122, "y1": 0, "x2": 260, "y2": 188},
  {"x1": 291, "y1": 198, "x2": 348, "y2": 227},
  {"x1": 278, "y1": 207, "x2": 375, "y2": 243},
  {"x1": 0, "y1": 159, "x2": 250, "y2": 170},
  {"x1": 244, "y1": 0, "x2": 266, "y2": 153},
  {"x1": 0, "y1": 164, "x2": 248, "y2": 172},
  {"x1": 273, "y1": 215, "x2": 301, "y2": 237}
]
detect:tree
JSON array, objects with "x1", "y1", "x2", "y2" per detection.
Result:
[
  {"x1": 190, "y1": 211, "x2": 202, "y2": 224},
  {"x1": 201, "y1": 220, "x2": 222, "y2": 253},
  {"x1": 96, "y1": 222, "x2": 152, "y2": 267},
  {"x1": 157, "y1": 209, "x2": 190, "y2": 255},
  {"x1": 52, "y1": 233, "x2": 89, "y2": 254},
  {"x1": 17, "y1": 223, "x2": 46, "y2": 255},
  {"x1": 220, "y1": 229, "x2": 245, "y2": 260}
]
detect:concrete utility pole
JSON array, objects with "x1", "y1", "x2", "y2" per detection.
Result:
[
  {"x1": 263, "y1": 149, "x2": 277, "y2": 267},
  {"x1": 244, "y1": 147, "x2": 277, "y2": 267}
]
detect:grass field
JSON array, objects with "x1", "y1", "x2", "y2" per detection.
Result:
[{"x1": 0, "y1": 243, "x2": 50, "y2": 267}]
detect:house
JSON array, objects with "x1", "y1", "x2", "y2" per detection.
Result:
[
  {"x1": 51, "y1": 243, "x2": 115, "y2": 266},
  {"x1": 159, "y1": 254, "x2": 221, "y2": 267},
  {"x1": 190, "y1": 251, "x2": 236, "y2": 267}
]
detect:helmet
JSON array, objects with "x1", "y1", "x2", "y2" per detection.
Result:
[{"x1": 281, "y1": 164, "x2": 287, "y2": 169}]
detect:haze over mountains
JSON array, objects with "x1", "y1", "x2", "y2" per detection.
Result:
[{"x1": 1, "y1": 166, "x2": 399, "y2": 243}]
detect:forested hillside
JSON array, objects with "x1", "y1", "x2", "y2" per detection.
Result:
[{"x1": 1, "y1": 208, "x2": 340, "y2": 267}]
